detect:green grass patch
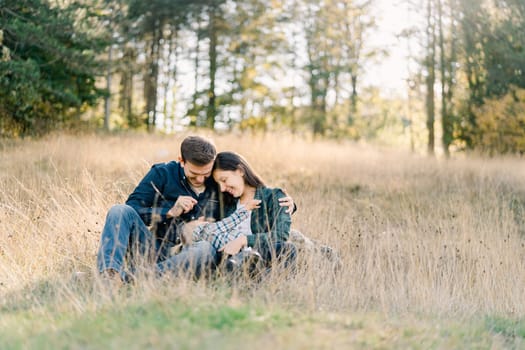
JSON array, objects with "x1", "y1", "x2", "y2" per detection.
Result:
[
  {"x1": 2, "y1": 298, "x2": 522, "y2": 349},
  {"x1": 0, "y1": 299, "x2": 294, "y2": 349},
  {"x1": 486, "y1": 316, "x2": 525, "y2": 341}
]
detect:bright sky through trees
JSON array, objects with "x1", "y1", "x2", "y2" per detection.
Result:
[{"x1": 366, "y1": 0, "x2": 412, "y2": 95}]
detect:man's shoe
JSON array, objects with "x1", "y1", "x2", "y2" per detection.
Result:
[{"x1": 100, "y1": 268, "x2": 124, "y2": 291}]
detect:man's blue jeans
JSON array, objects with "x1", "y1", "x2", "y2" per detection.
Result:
[
  {"x1": 156, "y1": 241, "x2": 218, "y2": 278},
  {"x1": 96, "y1": 204, "x2": 217, "y2": 280}
]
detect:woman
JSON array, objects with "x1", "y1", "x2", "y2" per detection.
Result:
[{"x1": 212, "y1": 151, "x2": 297, "y2": 269}]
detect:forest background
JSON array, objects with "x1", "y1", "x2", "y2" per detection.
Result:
[{"x1": 2, "y1": 0, "x2": 525, "y2": 156}]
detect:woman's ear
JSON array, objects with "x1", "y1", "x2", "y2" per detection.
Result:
[{"x1": 235, "y1": 168, "x2": 244, "y2": 177}]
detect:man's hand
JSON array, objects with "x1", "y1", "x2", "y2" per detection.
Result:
[
  {"x1": 278, "y1": 189, "x2": 295, "y2": 214},
  {"x1": 167, "y1": 196, "x2": 198, "y2": 218},
  {"x1": 219, "y1": 235, "x2": 247, "y2": 255}
]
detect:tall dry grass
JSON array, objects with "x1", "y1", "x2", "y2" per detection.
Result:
[{"x1": 1, "y1": 132, "x2": 525, "y2": 318}]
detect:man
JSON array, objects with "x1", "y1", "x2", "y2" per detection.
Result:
[{"x1": 96, "y1": 135, "x2": 293, "y2": 282}]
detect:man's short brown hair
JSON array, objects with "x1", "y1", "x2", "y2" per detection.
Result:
[{"x1": 180, "y1": 135, "x2": 216, "y2": 165}]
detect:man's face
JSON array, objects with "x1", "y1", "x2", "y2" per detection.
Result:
[{"x1": 181, "y1": 160, "x2": 214, "y2": 188}]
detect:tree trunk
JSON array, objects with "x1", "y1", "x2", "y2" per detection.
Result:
[
  {"x1": 439, "y1": 0, "x2": 457, "y2": 157},
  {"x1": 206, "y1": 2, "x2": 218, "y2": 130},
  {"x1": 170, "y1": 26, "x2": 179, "y2": 132},
  {"x1": 446, "y1": 0, "x2": 458, "y2": 150},
  {"x1": 145, "y1": 20, "x2": 162, "y2": 132},
  {"x1": 190, "y1": 17, "x2": 201, "y2": 127},
  {"x1": 425, "y1": 0, "x2": 436, "y2": 156},
  {"x1": 104, "y1": 43, "x2": 112, "y2": 131},
  {"x1": 119, "y1": 46, "x2": 135, "y2": 127},
  {"x1": 438, "y1": 0, "x2": 449, "y2": 156},
  {"x1": 350, "y1": 73, "x2": 358, "y2": 125},
  {"x1": 161, "y1": 25, "x2": 178, "y2": 132}
]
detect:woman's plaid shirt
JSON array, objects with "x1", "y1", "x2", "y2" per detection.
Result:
[{"x1": 191, "y1": 205, "x2": 250, "y2": 250}]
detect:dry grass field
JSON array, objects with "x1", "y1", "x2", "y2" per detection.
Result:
[{"x1": 1, "y1": 132, "x2": 525, "y2": 348}]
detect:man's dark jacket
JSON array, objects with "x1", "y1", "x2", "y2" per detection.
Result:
[{"x1": 125, "y1": 161, "x2": 219, "y2": 244}]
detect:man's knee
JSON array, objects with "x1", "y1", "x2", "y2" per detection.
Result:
[{"x1": 107, "y1": 204, "x2": 136, "y2": 219}]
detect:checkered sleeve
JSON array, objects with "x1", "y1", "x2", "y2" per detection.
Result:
[{"x1": 192, "y1": 206, "x2": 250, "y2": 250}]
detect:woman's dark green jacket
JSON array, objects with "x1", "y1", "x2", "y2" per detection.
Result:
[{"x1": 222, "y1": 186, "x2": 291, "y2": 253}]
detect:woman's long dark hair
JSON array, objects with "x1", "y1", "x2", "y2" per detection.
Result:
[
  {"x1": 213, "y1": 152, "x2": 265, "y2": 215},
  {"x1": 213, "y1": 151, "x2": 265, "y2": 188}
]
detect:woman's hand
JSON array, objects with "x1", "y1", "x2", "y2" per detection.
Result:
[{"x1": 219, "y1": 235, "x2": 248, "y2": 255}]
